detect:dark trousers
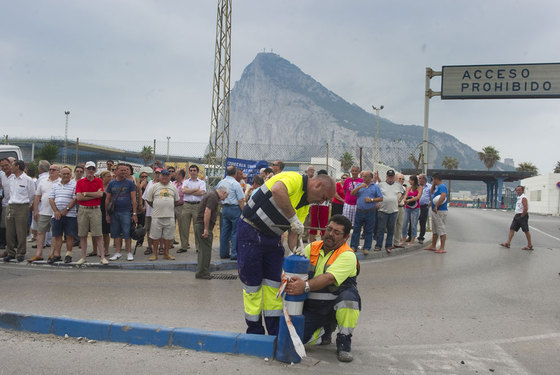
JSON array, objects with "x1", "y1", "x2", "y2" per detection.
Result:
[
  {"x1": 195, "y1": 223, "x2": 213, "y2": 278},
  {"x1": 418, "y1": 204, "x2": 429, "y2": 240}
]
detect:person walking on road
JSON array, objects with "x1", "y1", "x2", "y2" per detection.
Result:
[
  {"x1": 500, "y1": 185, "x2": 533, "y2": 250},
  {"x1": 424, "y1": 173, "x2": 448, "y2": 254}
]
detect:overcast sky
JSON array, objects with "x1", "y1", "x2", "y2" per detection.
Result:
[{"x1": 2, "y1": 0, "x2": 559, "y2": 172}]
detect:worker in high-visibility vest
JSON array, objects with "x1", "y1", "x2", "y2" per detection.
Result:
[
  {"x1": 285, "y1": 214, "x2": 360, "y2": 363},
  {"x1": 237, "y1": 172, "x2": 336, "y2": 336}
]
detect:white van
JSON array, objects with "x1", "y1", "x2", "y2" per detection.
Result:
[{"x1": 0, "y1": 145, "x2": 23, "y2": 160}]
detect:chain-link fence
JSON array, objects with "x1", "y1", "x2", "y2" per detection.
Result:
[{"x1": 4, "y1": 136, "x2": 425, "y2": 177}]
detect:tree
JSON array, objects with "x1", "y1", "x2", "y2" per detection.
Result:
[
  {"x1": 408, "y1": 150, "x2": 422, "y2": 175},
  {"x1": 442, "y1": 156, "x2": 459, "y2": 201},
  {"x1": 37, "y1": 143, "x2": 59, "y2": 163},
  {"x1": 478, "y1": 146, "x2": 500, "y2": 170},
  {"x1": 339, "y1": 152, "x2": 355, "y2": 172},
  {"x1": 516, "y1": 162, "x2": 538, "y2": 175},
  {"x1": 139, "y1": 145, "x2": 153, "y2": 165},
  {"x1": 554, "y1": 161, "x2": 560, "y2": 173},
  {"x1": 441, "y1": 156, "x2": 459, "y2": 170}
]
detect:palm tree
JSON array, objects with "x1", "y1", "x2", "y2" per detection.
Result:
[
  {"x1": 516, "y1": 162, "x2": 538, "y2": 175},
  {"x1": 339, "y1": 152, "x2": 354, "y2": 172},
  {"x1": 554, "y1": 161, "x2": 560, "y2": 173},
  {"x1": 478, "y1": 146, "x2": 500, "y2": 170},
  {"x1": 139, "y1": 145, "x2": 153, "y2": 165},
  {"x1": 442, "y1": 156, "x2": 459, "y2": 200}
]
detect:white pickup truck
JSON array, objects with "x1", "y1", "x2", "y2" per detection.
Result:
[{"x1": 0, "y1": 145, "x2": 23, "y2": 160}]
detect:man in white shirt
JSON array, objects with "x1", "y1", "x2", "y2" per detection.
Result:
[
  {"x1": 3, "y1": 160, "x2": 36, "y2": 262},
  {"x1": 374, "y1": 170, "x2": 401, "y2": 252},
  {"x1": 500, "y1": 185, "x2": 533, "y2": 250},
  {"x1": 216, "y1": 166, "x2": 245, "y2": 260},
  {"x1": 29, "y1": 164, "x2": 60, "y2": 262},
  {"x1": 0, "y1": 157, "x2": 14, "y2": 252},
  {"x1": 180, "y1": 164, "x2": 206, "y2": 252}
]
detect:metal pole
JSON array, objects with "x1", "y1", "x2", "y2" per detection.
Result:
[
  {"x1": 372, "y1": 105, "x2": 384, "y2": 169},
  {"x1": 359, "y1": 147, "x2": 362, "y2": 171},
  {"x1": 153, "y1": 139, "x2": 157, "y2": 164},
  {"x1": 235, "y1": 140, "x2": 238, "y2": 158},
  {"x1": 75, "y1": 137, "x2": 79, "y2": 166},
  {"x1": 326, "y1": 142, "x2": 329, "y2": 175},
  {"x1": 166, "y1": 136, "x2": 170, "y2": 162},
  {"x1": 423, "y1": 68, "x2": 441, "y2": 175},
  {"x1": 63, "y1": 111, "x2": 70, "y2": 164}
]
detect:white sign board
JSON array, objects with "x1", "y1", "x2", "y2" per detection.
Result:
[{"x1": 441, "y1": 63, "x2": 560, "y2": 99}]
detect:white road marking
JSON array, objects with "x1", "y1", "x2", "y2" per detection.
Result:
[
  {"x1": 529, "y1": 225, "x2": 560, "y2": 242},
  {"x1": 0, "y1": 265, "x2": 172, "y2": 274}
]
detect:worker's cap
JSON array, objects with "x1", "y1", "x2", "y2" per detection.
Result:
[
  {"x1": 85, "y1": 161, "x2": 96, "y2": 170},
  {"x1": 386, "y1": 169, "x2": 395, "y2": 176}
]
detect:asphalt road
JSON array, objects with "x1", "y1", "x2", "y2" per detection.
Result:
[{"x1": 1, "y1": 207, "x2": 559, "y2": 374}]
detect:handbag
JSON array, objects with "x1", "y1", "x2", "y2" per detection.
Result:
[{"x1": 107, "y1": 182, "x2": 125, "y2": 216}]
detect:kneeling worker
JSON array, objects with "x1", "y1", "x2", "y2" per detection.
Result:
[{"x1": 285, "y1": 214, "x2": 360, "y2": 363}]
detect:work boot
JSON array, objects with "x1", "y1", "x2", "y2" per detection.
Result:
[{"x1": 336, "y1": 351, "x2": 353, "y2": 362}]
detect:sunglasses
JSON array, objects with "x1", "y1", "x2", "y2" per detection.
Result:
[
  {"x1": 140, "y1": 175, "x2": 148, "y2": 178},
  {"x1": 87, "y1": 167, "x2": 96, "y2": 170}
]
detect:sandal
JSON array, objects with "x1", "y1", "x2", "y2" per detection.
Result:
[
  {"x1": 144, "y1": 247, "x2": 153, "y2": 255},
  {"x1": 522, "y1": 246, "x2": 534, "y2": 251},
  {"x1": 499, "y1": 243, "x2": 510, "y2": 248},
  {"x1": 87, "y1": 252, "x2": 98, "y2": 257}
]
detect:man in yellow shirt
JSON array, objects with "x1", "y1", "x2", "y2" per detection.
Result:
[
  {"x1": 237, "y1": 171, "x2": 335, "y2": 336},
  {"x1": 286, "y1": 214, "x2": 360, "y2": 363}
]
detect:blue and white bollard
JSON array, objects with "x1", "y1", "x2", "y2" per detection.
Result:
[{"x1": 275, "y1": 254, "x2": 310, "y2": 363}]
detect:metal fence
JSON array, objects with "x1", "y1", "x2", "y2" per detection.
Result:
[{"x1": 4, "y1": 136, "x2": 424, "y2": 176}]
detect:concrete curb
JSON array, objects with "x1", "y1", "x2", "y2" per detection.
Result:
[
  {"x1": 0, "y1": 311, "x2": 276, "y2": 358},
  {"x1": 10, "y1": 241, "x2": 429, "y2": 271}
]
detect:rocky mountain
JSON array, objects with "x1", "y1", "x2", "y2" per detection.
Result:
[{"x1": 229, "y1": 52, "x2": 511, "y2": 173}]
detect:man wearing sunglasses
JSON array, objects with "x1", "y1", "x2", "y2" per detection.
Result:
[
  {"x1": 285, "y1": 214, "x2": 361, "y2": 363},
  {"x1": 76, "y1": 161, "x2": 108, "y2": 265}
]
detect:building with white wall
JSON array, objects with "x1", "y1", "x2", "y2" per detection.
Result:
[{"x1": 521, "y1": 173, "x2": 560, "y2": 216}]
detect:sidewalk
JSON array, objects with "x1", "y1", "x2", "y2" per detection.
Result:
[{"x1": 8, "y1": 233, "x2": 431, "y2": 271}]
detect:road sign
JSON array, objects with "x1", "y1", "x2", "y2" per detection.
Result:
[{"x1": 441, "y1": 63, "x2": 560, "y2": 99}]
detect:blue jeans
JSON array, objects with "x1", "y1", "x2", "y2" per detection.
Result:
[
  {"x1": 375, "y1": 211, "x2": 397, "y2": 249},
  {"x1": 110, "y1": 210, "x2": 132, "y2": 239},
  {"x1": 350, "y1": 209, "x2": 376, "y2": 250},
  {"x1": 220, "y1": 205, "x2": 241, "y2": 258},
  {"x1": 402, "y1": 208, "x2": 420, "y2": 240}
]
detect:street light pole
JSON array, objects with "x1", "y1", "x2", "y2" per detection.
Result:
[
  {"x1": 166, "y1": 136, "x2": 171, "y2": 162},
  {"x1": 63, "y1": 110, "x2": 70, "y2": 164},
  {"x1": 372, "y1": 105, "x2": 384, "y2": 168}
]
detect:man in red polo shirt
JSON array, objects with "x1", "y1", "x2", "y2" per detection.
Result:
[{"x1": 75, "y1": 161, "x2": 108, "y2": 265}]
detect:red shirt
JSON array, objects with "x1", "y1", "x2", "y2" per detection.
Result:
[
  {"x1": 76, "y1": 177, "x2": 104, "y2": 206},
  {"x1": 332, "y1": 181, "x2": 345, "y2": 204}
]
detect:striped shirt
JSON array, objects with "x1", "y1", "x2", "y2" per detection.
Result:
[{"x1": 49, "y1": 180, "x2": 77, "y2": 217}]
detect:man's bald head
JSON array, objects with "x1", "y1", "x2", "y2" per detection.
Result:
[{"x1": 307, "y1": 174, "x2": 336, "y2": 203}]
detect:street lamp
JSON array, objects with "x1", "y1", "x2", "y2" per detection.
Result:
[
  {"x1": 372, "y1": 105, "x2": 384, "y2": 167},
  {"x1": 63, "y1": 110, "x2": 70, "y2": 164}
]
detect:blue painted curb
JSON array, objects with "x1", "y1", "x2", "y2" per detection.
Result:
[{"x1": 0, "y1": 311, "x2": 276, "y2": 358}]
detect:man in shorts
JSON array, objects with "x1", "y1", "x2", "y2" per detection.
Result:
[
  {"x1": 500, "y1": 185, "x2": 533, "y2": 250},
  {"x1": 48, "y1": 166, "x2": 78, "y2": 264},
  {"x1": 145, "y1": 169, "x2": 180, "y2": 260},
  {"x1": 424, "y1": 173, "x2": 448, "y2": 254},
  {"x1": 29, "y1": 164, "x2": 60, "y2": 262},
  {"x1": 76, "y1": 161, "x2": 108, "y2": 265},
  {"x1": 106, "y1": 163, "x2": 138, "y2": 261}
]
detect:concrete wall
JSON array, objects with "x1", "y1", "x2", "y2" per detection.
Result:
[{"x1": 521, "y1": 173, "x2": 560, "y2": 216}]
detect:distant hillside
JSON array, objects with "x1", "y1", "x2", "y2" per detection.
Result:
[{"x1": 229, "y1": 52, "x2": 513, "y2": 173}]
